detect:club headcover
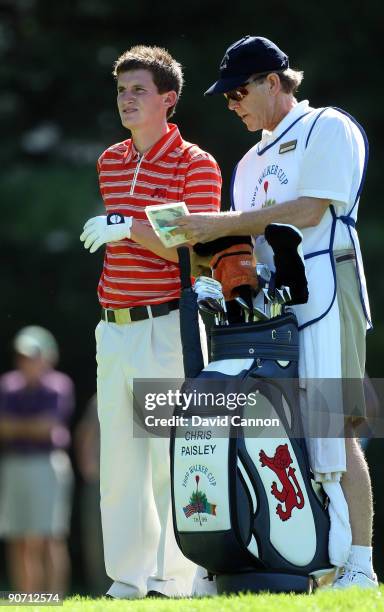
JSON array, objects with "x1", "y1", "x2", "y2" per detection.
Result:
[
  {"x1": 209, "y1": 242, "x2": 258, "y2": 301},
  {"x1": 264, "y1": 223, "x2": 309, "y2": 305},
  {"x1": 191, "y1": 236, "x2": 254, "y2": 278},
  {"x1": 193, "y1": 236, "x2": 253, "y2": 257}
]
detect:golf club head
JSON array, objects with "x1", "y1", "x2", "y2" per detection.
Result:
[
  {"x1": 197, "y1": 299, "x2": 219, "y2": 315},
  {"x1": 205, "y1": 297, "x2": 225, "y2": 314},
  {"x1": 253, "y1": 307, "x2": 270, "y2": 321},
  {"x1": 194, "y1": 284, "x2": 225, "y2": 302},
  {"x1": 198, "y1": 288, "x2": 223, "y2": 299},
  {"x1": 256, "y1": 263, "x2": 271, "y2": 284},
  {"x1": 234, "y1": 296, "x2": 251, "y2": 313},
  {"x1": 262, "y1": 287, "x2": 272, "y2": 302},
  {"x1": 234, "y1": 296, "x2": 250, "y2": 322},
  {"x1": 194, "y1": 276, "x2": 223, "y2": 291},
  {"x1": 281, "y1": 286, "x2": 292, "y2": 303},
  {"x1": 275, "y1": 288, "x2": 286, "y2": 305},
  {"x1": 195, "y1": 277, "x2": 229, "y2": 325}
]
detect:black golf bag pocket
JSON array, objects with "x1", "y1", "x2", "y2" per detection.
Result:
[{"x1": 170, "y1": 313, "x2": 331, "y2": 579}]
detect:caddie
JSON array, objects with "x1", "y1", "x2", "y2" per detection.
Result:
[
  {"x1": 173, "y1": 35, "x2": 376, "y2": 589},
  {"x1": 80, "y1": 45, "x2": 221, "y2": 599}
]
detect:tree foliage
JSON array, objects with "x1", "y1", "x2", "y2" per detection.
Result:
[{"x1": 0, "y1": 1, "x2": 382, "y2": 397}]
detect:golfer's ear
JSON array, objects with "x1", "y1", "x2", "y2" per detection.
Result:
[{"x1": 163, "y1": 91, "x2": 177, "y2": 109}]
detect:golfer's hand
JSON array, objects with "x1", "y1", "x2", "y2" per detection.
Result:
[
  {"x1": 172, "y1": 213, "x2": 230, "y2": 244},
  {"x1": 80, "y1": 214, "x2": 133, "y2": 253}
]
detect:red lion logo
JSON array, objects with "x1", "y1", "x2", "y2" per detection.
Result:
[{"x1": 259, "y1": 444, "x2": 304, "y2": 521}]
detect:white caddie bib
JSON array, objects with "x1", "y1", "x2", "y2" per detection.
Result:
[{"x1": 231, "y1": 101, "x2": 371, "y2": 331}]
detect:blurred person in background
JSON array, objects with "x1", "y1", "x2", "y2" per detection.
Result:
[
  {"x1": 0, "y1": 326, "x2": 74, "y2": 595},
  {"x1": 75, "y1": 394, "x2": 109, "y2": 595}
]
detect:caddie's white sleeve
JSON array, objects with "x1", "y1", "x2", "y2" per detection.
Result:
[{"x1": 297, "y1": 110, "x2": 355, "y2": 205}]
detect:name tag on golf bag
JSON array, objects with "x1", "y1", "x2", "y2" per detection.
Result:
[{"x1": 171, "y1": 313, "x2": 331, "y2": 586}]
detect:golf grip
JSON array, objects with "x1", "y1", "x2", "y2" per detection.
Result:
[{"x1": 177, "y1": 246, "x2": 192, "y2": 290}]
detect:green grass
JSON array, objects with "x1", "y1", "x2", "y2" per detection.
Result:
[{"x1": 5, "y1": 589, "x2": 383, "y2": 612}]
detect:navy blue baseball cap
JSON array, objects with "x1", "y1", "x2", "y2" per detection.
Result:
[{"x1": 205, "y1": 35, "x2": 289, "y2": 96}]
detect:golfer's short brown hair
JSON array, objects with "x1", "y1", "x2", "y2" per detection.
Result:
[{"x1": 113, "y1": 45, "x2": 184, "y2": 118}]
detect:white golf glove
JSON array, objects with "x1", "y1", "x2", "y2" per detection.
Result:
[{"x1": 80, "y1": 213, "x2": 133, "y2": 253}]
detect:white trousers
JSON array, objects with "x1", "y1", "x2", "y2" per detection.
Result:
[{"x1": 96, "y1": 310, "x2": 196, "y2": 599}]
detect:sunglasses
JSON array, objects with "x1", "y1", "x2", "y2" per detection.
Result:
[
  {"x1": 223, "y1": 73, "x2": 271, "y2": 102},
  {"x1": 224, "y1": 85, "x2": 250, "y2": 102}
]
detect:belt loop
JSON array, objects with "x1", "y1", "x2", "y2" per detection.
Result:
[
  {"x1": 115, "y1": 309, "x2": 131, "y2": 324},
  {"x1": 104, "y1": 309, "x2": 108, "y2": 323},
  {"x1": 147, "y1": 305, "x2": 153, "y2": 319}
]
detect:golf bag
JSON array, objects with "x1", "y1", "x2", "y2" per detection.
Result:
[{"x1": 170, "y1": 229, "x2": 332, "y2": 594}]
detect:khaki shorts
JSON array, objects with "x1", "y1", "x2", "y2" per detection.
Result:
[
  {"x1": 0, "y1": 451, "x2": 73, "y2": 537},
  {"x1": 335, "y1": 249, "x2": 367, "y2": 419}
]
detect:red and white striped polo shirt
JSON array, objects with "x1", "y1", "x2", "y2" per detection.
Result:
[{"x1": 97, "y1": 123, "x2": 221, "y2": 308}]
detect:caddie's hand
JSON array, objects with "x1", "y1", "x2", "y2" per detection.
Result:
[
  {"x1": 80, "y1": 213, "x2": 133, "y2": 253},
  {"x1": 172, "y1": 212, "x2": 232, "y2": 244}
]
